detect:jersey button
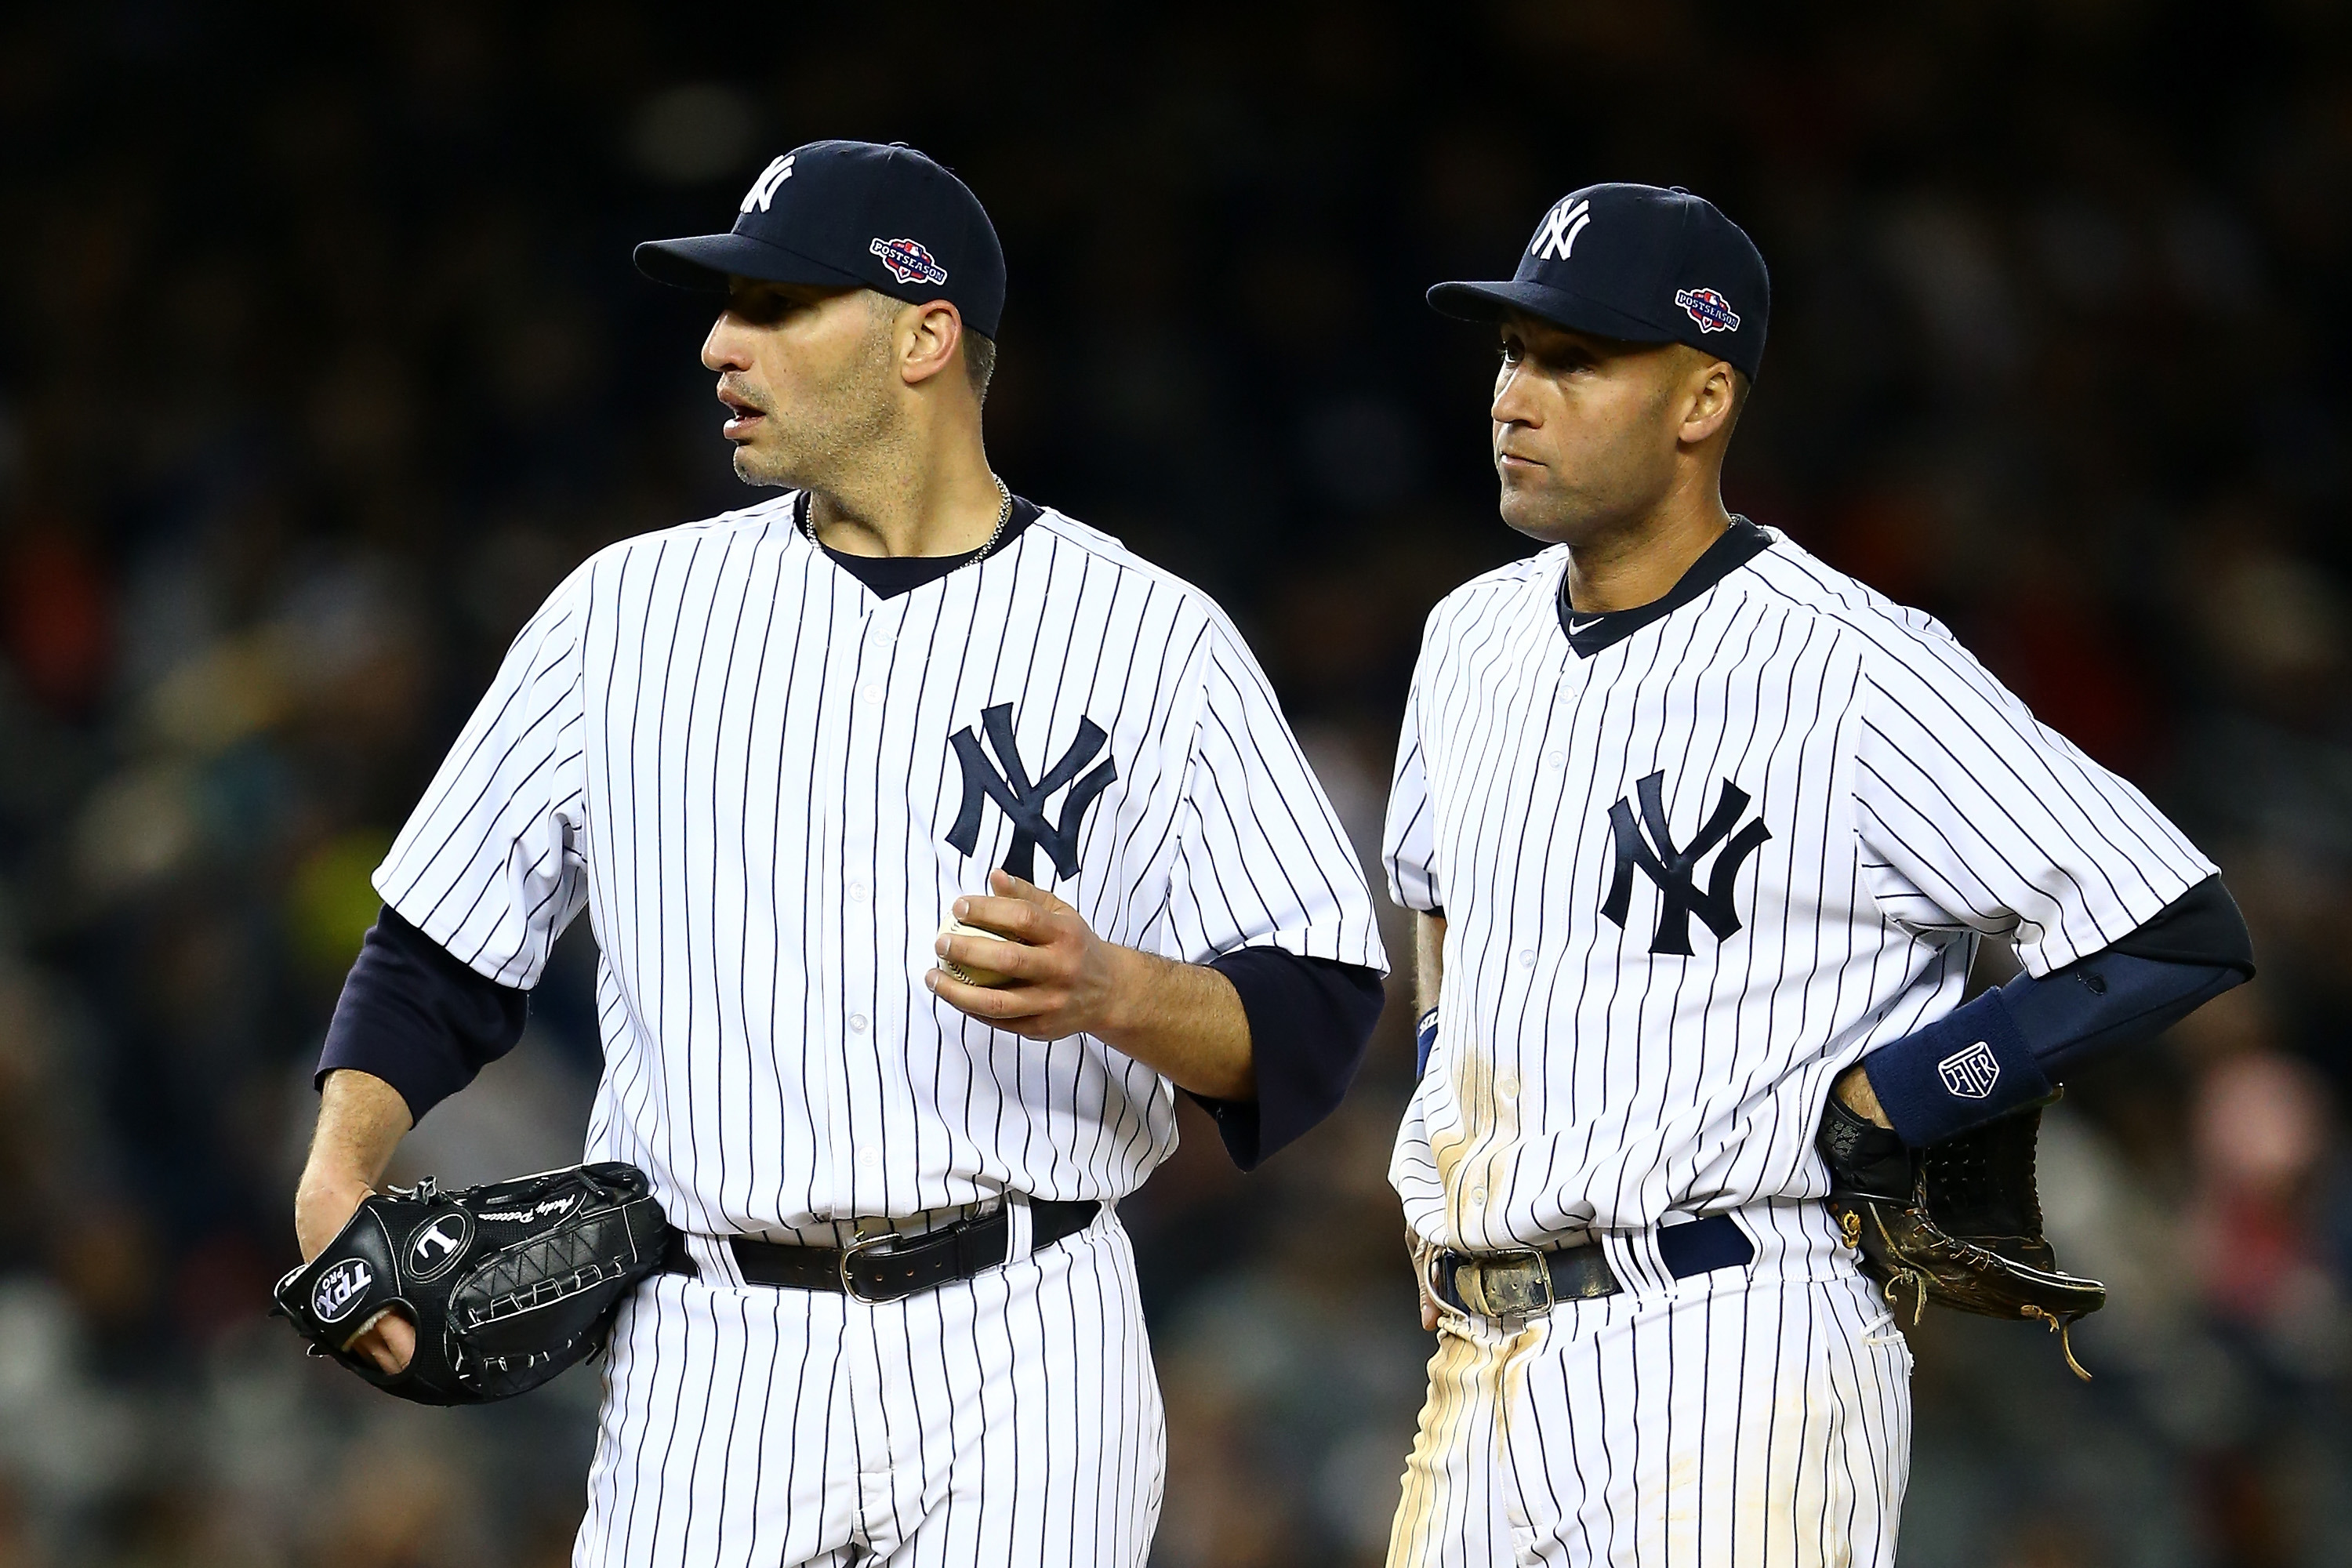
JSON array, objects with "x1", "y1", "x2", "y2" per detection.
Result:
[
  {"x1": 1469, "y1": 1188, "x2": 1486, "y2": 1208},
  {"x1": 858, "y1": 1148, "x2": 881, "y2": 1169},
  {"x1": 860, "y1": 684, "x2": 884, "y2": 706},
  {"x1": 848, "y1": 1014, "x2": 869, "y2": 1033},
  {"x1": 1516, "y1": 949, "x2": 1535, "y2": 967},
  {"x1": 846, "y1": 880, "x2": 867, "y2": 902},
  {"x1": 1498, "y1": 1074, "x2": 1519, "y2": 1097},
  {"x1": 1544, "y1": 751, "x2": 1566, "y2": 769}
]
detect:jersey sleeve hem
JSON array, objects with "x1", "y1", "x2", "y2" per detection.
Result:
[
  {"x1": 1196, "y1": 929, "x2": 1390, "y2": 974},
  {"x1": 1385, "y1": 869, "x2": 1443, "y2": 915},
  {"x1": 372, "y1": 873, "x2": 560, "y2": 989},
  {"x1": 1162, "y1": 615, "x2": 1391, "y2": 977},
  {"x1": 1849, "y1": 626, "x2": 2220, "y2": 981},
  {"x1": 2005, "y1": 848, "x2": 2217, "y2": 977},
  {"x1": 368, "y1": 556, "x2": 595, "y2": 990}
]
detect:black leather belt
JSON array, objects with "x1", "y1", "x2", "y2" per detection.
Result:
[
  {"x1": 1431, "y1": 1214, "x2": 1755, "y2": 1318},
  {"x1": 680, "y1": 1199, "x2": 1102, "y2": 1305}
]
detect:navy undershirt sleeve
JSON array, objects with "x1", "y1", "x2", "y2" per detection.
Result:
[
  {"x1": 1864, "y1": 874, "x2": 2254, "y2": 1145},
  {"x1": 1192, "y1": 949, "x2": 1388, "y2": 1171},
  {"x1": 316, "y1": 905, "x2": 531, "y2": 1125}
]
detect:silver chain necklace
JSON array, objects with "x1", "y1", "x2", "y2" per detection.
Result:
[
  {"x1": 968, "y1": 474, "x2": 1014, "y2": 563},
  {"x1": 803, "y1": 476, "x2": 1014, "y2": 563}
]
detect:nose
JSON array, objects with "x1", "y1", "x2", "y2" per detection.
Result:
[
  {"x1": 1490, "y1": 358, "x2": 1537, "y2": 430},
  {"x1": 702, "y1": 312, "x2": 753, "y2": 373}
]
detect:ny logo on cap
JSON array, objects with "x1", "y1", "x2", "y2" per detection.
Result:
[
  {"x1": 1531, "y1": 197, "x2": 1593, "y2": 262},
  {"x1": 742, "y1": 154, "x2": 796, "y2": 215},
  {"x1": 1601, "y1": 771, "x2": 1772, "y2": 955},
  {"x1": 946, "y1": 705, "x2": 1118, "y2": 883}
]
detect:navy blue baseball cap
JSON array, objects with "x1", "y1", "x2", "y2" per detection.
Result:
[
  {"x1": 635, "y1": 140, "x2": 1007, "y2": 338},
  {"x1": 1428, "y1": 183, "x2": 1769, "y2": 381}
]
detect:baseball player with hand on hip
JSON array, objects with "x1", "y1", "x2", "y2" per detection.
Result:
[
  {"x1": 1381, "y1": 182, "x2": 2252, "y2": 1565},
  {"x1": 289, "y1": 140, "x2": 1388, "y2": 1566}
]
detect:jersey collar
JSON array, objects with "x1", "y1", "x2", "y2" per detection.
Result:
[
  {"x1": 1555, "y1": 516, "x2": 1773, "y2": 658},
  {"x1": 794, "y1": 490, "x2": 1044, "y2": 600}
]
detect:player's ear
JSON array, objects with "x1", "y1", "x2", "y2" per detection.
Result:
[
  {"x1": 1676, "y1": 356, "x2": 1740, "y2": 448},
  {"x1": 897, "y1": 299, "x2": 967, "y2": 390}
]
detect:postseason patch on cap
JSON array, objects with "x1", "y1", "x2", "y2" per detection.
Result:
[
  {"x1": 1675, "y1": 287, "x2": 1741, "y2": 334},
  {"x1": 869, "y1": 237, "x2": 949, "y2": 287}
]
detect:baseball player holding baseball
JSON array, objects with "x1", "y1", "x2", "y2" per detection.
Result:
[
  {"x1": 1381, "y1": 182, "x2": 2252, "y2": 1564},
  {"x1": 289, "y1": 140, "x2": 1388, "y2": 1566}
]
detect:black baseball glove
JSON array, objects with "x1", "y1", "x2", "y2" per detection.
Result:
[
  {"x1": 1819, "y1": 1095, "x2": 2105, "y2": 1378},
  {"x1": 273, "y1": 1162, "x2": 674, "y2": 1406}
]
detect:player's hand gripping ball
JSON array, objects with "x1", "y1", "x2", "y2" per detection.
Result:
[
  {"x1": 936, "y1": 917, "x2": 1021, "y2": 988},
  {"x1": 928, "y1": 872, "x2": 1133, "y2": 1044}
]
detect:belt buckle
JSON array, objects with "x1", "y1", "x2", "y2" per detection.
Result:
[
  {"x1": 1455, "y1": 1249, "x2": 1553, "y2": 1319},
  {"x1": 839, "y1": 1223, "x2": 912, "y2": 1305}
]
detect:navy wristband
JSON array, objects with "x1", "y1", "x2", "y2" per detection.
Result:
[
  {"x1": 1415, "y1": 1008, "x2": 1440, "y2": 1076},
  {"x1": 1862, "y1": 985, "x2": 2052, "y2": 1145}
]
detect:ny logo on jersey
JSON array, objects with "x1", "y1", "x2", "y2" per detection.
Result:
[
  {"x1": 1531, "y1": 197, "x2": 1593, "y2": 262},
  {"x1": 1600, "y1": 771, "x2": 1772, "y2": 956},
  {"x1": 946, "y1": 704, "x2": 1119, "y2": 883}
]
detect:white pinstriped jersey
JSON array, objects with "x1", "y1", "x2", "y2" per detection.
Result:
[
  {"x1": 376, "y1": 492, "x2": 1384, "y2": 1240},
  {"x1": 1382, "y1": 523, "x2": 2212, "y2": 1254}
]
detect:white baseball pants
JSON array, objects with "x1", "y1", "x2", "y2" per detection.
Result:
[
  {"x1": 573, "y1": 1207, "x2": 1164, "y2": 1567},
  {"x1": 1388, "y1": 1203, "x2": 1912, "y2": 1568}
]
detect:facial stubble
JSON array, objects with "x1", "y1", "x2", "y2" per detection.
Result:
[{"x1": 731, "y1": 303, "x2": 903, "y2": 492}]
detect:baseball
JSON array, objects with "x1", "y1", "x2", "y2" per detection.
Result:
[{"x1": 937, "y1": 918, "x2": 1021, "y2": 988}]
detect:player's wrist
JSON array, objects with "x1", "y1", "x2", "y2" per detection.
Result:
[
  {"x1": 293, "y1": 1172, "x2": 374, "y2": 1260},
  {"x1": 1087, "y1": 940, "x2": 1153, "y2": 1042},
  {"x1": 1829, "y1": 1062, "x2": 1890, "y2": 1127},
  {"x1": 296, "y1": 1163, "x2": 374, "y2": 1210}
]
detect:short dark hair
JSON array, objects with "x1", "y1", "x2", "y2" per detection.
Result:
[{"x1": 964, "y1": 328, "x2": 996, "y2": 405}]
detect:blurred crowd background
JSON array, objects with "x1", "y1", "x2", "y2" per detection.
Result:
[{"x1": 2, "y1": 2, "x2": 2349, "y2": 1564}]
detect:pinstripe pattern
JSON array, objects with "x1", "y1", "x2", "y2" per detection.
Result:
[
  {"x1": 578, "y1": 1212, "x2": 1164, "y2": 1567},
  {"x1": 376, "y1": 490, "x2": 1380, "y2": 1235},
  {"x1": 1388, "y1": 1207, "x2": 1911, "y2": 1567},
  {"x1": 1377, "y1": 524, "x2": 2209, "y2": 1562},
  {"x1": 1381, "y1": 526, "x2": 2210, "y2": 1254},
  {"x1": 370, "y1": 491, "x2": 1377, "y2": 1564}
]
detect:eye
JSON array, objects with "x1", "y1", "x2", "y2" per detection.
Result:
[
  {"x1": 1498, "y1": 338, "x2": 1523, "y2": 366},
  {"x1": 730, "y1": 289, "x2": 792, "y2": 327}
]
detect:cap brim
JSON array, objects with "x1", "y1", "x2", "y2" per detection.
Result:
[
  {"x1": 1426, "y1": 280, "x2": 1676, "y2": 346},
  {"x1": 633, "y1": 231, "x2": 873, "y2": 292}
]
